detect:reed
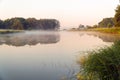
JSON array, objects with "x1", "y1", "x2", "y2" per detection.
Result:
[{"x1": 78, "y1": 41, "x2": 120, "y2": 80}]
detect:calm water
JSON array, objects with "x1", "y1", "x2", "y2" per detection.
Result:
[{"x1": 0, "y1": 31, "x2": 119, "y2": 80}]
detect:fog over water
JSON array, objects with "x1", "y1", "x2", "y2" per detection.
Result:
[{"x1": 0, "y1": 31, "x2": 119, "y2": 80}]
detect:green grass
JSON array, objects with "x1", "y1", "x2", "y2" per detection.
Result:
[
  {"x1": 77, "y1": 41, "x2": 120, "y2": 80},
  {"x1": 69, "y1": 27, "x2": 120, "y2": 34},
  {"x1": 87, "y1": 27, "x2": 120, "y2": 34},
  {"x1": 0, "y1": 29, "x2": 24, "y2": 34}
]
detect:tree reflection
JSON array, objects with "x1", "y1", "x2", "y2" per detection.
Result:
[
  {"x1": 79, "y1": 32, "x2": 120, "y2": 42},
  {"x1": 0, "y1": 31, "x2": 60, "y2": 46}
]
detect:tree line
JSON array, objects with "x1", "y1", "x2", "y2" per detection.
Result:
[
  {"x1": 0, "y1": 17, "x2": 60, "y2": 30},
  {"x1": 78, "y1": 5, "x2": 119, "y2": 28},
  {"x1": 97, "y1": 5, "x2": 120, "y2": 28}
]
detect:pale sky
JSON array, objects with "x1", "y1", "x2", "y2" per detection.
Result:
[{"x1": 0, "y1": 0, "x2": 119, "y2": 28}]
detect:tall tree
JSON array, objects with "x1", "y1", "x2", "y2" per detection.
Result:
[{"x1": 114, "y1": 5, "x2": 120, "y2": 27}]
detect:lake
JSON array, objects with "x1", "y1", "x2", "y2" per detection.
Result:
[{"x1": 0, "y1": 31, "x2": 119, "y2": 80}]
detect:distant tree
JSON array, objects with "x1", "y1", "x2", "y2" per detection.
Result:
[
  {"x1": 26, "y1": 18, "x2": 38, "y2": 29},
  {"x1": 39, "y1": 19, "x2": 60, "y2": 30},
  {"x1": 15, "y1": 17, "x2": 29, "y2": 29},
  {"x1": 98, "y1": 18, "x2": 114, "y2": 28},
  {"x1": 78, "y1": 24, "x2": 85, "y2": 30},
  {"x1": 0, "y1": 17, "x2": 60, "y2": 30},
  {"x1": 107, "y1": 23, "x2": 113, "y2": 28},
  {"x1": 79, "y1": 24, "x2": 84, "y2": 28},
  {"x1": 0, "y1": 20, "x2": 4, "y2": 29},
  {"x1": 93, "y1": 25, "x2": 98, "y2": 28},
  {"x1": 10, "y1": 18, "x2": 24, "y2": 30},
  {"x1": 114, "y1": 5, "x2": 120, "y2": 27},
  {"x1": 86, "y1": 25, "x2": 92, "y2": 29},
  {"x1": 3, "y1": 19, "x2": 13, "y2": 29}
]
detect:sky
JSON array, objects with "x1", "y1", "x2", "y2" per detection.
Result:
[{"x1": 0, "y1": 0, "x2": 119, "y2": 28}]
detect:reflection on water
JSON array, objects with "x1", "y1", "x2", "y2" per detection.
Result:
[
  {"x1": 0, "y1": 31, "x2": 119, "y2": 80},
  {"x1": 79, "y1": 31, "x2": 120, "y2": 42},
  {"x1": 0, "y1": 31, "x2": 60, "y2": 46}
]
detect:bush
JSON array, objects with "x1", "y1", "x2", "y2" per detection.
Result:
[{"x1": 78, "y1": 41, "x2": 120, "y2": 80}]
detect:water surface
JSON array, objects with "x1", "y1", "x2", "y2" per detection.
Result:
[{"x1": 0, "y1": 31, "x2": 119, "y2": 80}]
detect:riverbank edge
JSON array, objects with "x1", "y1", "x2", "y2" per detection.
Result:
[
  {"x1": 68, "y1": 27, "x2": 120, "y2": 34},
  {"x1": 0, "y1": 29, "x2": 24, "y2": 34}
]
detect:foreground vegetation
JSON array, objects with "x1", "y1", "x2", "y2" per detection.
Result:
[{"x1": 77, "y1": 41, "x2": 120, "y2": 80}]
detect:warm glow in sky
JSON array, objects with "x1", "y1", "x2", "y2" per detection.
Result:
[{"x1": 0, "y1": 0, "x2": 118, "y2": 28}]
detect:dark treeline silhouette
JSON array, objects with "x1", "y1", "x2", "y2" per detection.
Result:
[
  {"x1": 0, "y1": 17, "x2": 60, "y2": 30},
  {"x1": 98, "y1": 17, "x2": 114, "y2": 28}
]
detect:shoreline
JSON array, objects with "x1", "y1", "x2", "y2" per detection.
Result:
[
  {"x1": 0, "y1": 29, "x2": 24, "y2": 34},
  {"x1": 68, "y1": 27, "x2": 120, "y2": 34}
]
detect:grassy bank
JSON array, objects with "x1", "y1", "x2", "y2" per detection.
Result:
[
  {"x1": 87, "y1": 27, "x2": 120, "y2": 34},
  {"x1": 77, "y1": 41, "x2": 120, "y2": 80},
  {"x1": 69, "y1": 27, "x2": 120, "y2": 34},
  {"x1": 0, "y1": 29, "x2": 24, "y2": 34}
]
